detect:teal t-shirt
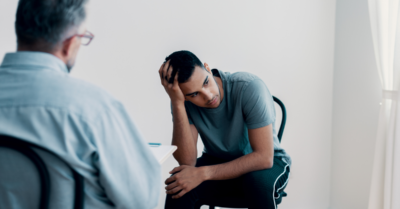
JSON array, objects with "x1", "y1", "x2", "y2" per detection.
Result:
[{"x1": 175, "y1": 69, "x2": 291, "y2": 165}]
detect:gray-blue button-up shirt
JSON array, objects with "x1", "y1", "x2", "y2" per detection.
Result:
[{"x1": 0, "y1": 52, "x2": 161, "y2": 209}]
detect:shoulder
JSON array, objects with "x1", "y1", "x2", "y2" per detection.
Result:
[
  {"x1": 227, "y1": 71, "x2": 268, "y2": 91},
  {"x1": 62, "y1": 76, "x2": 117, "y2": 102},
  {"x1": 35, "y1": 72, "x2": 122, "y2": 118},
  {"x1": 228, "y1": 71, "x2": 261, "y2": 83},
  {"x1": 225, "y1": 71, "x2": 268, "y2": 93}
]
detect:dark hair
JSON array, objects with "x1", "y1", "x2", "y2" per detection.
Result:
[
  {"x1": 15, "y1": 0, "x2": 88, "y2": 48},
  {"x1": 165, "y1": 50, "x2": 206, "y2": 83}
]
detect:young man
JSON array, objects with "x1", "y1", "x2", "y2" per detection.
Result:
[{"x1": 159, "y1": 50, "x2": 291, "y2": 209}]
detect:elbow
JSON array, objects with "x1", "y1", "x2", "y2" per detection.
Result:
[
  {"x1": 254, "y1": 150, "x2": 274, "y2": 169},
  {"x1": 266, "y1": 160, "x2": 273, "y2": 169},
  {"x1": 174, "y1": 154, "x2": 196, "y2": 166},
  {"x1": 179, "y1": 159, "x2": 197, "y2": 166},
  {"x1": 262, "y1": 157, "x2": 274, "y2": 169}
]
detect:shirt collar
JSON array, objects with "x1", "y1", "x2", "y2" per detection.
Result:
[{"x1": 0, "y1": 51, "x2": 69, "y2": 74}]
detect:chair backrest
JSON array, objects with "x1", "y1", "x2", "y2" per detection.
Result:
[
  {"x1": 0, "y1": 135, "x2": 85, "y2": 209},
  {"x1": 272, "y1": 96, "x2": 287, "y2": 143}
]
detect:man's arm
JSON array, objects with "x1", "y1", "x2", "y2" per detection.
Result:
[
  {"x1": 172, "y1": 104, "x2": 199, "y2": 166},
  {"x1": 159, "y1": 61, "x2": 198, "y2": 166},
  {"x1": 165, "y1": 124, "x2": 274, "y2": 199},
  {"x1": 202, "y1": 124, "x2": 274, "y2": 180}
]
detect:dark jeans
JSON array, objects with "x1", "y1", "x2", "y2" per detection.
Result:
[{"x1": 165, "y1": 153, "x2": 290, "y2": 209}]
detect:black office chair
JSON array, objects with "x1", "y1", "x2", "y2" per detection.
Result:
[
  {"x1": 0, "y1": 135, "x2": 85, "y2": 209},
  {"x1": 195, "y1": 96, "x2": 287, "y2": 209}
]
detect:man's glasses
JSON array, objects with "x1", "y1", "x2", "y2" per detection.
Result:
[{"x1": 74, "y1": 31, "x2": 95, "y2": 46}]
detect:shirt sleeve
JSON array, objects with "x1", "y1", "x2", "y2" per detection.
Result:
[
  {"x1": 241, "y1": 79, "x2": 276, "y2": 129},
  {"x1": 170, "y1": 101, "x2": 194, "y2": 124},
  {"x1": 91, "y1": 101, "x2": 161, "y2": 209}
]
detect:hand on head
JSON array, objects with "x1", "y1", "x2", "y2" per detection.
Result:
[{"x1": 159, "y1": 60, "x2": 185, "y2": 105}]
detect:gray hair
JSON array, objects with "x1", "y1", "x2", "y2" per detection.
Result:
[{"x1": 15, "y1": 0, "x2": 89, "y2": 49}]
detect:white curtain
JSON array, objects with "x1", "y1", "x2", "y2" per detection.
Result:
[{"x1": 368, "y1": 1, "x2": 400, "y2": 209}]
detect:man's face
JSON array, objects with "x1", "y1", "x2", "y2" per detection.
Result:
[{"x1": 179, "y1": 66, "x2": 221, "y2": 108}]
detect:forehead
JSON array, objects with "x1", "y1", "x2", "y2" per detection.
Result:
[{"x1": 179, "y1": 66, "x2": 209, "y2": 94}]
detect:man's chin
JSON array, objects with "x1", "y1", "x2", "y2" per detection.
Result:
[{"x1": 205, "y1": 100, "x2": 220, "y2": 109}]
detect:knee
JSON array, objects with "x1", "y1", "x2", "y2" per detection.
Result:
[{"x1": 242, "y1": 169, "x2": 275, "y2": 188}]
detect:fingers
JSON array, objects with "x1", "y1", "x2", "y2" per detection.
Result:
[
  {"x1": 159, "y1": 63, "x2": 165, "y2": 85},
  {"x1": 159, "y1": 60, "x2": 172, "y2": 86},
  {"x1": 172, "y1": 190, "x2": 187, "y2": 199},
  {"x1": 172, "y1": 72, "x2": 179, "y2": 87},
  {"x1": 167, "y1": 63, "x2": 173, "y2": 83},
  {"x1": 162, "y1": 60, "x2": 175, "y2": 84},
  {"x1": 169, "y1": 166, "x2": 184, "y2": 174},
  {"x1": 162, "y1": 60, "x2": 171, "y2": 82},
  {"x1": 165, "y1": 165, "x2": 186, "y2": 184},
  {"x1": 159, "y1": 60, "x2": 180, "y2": 86},
  {"x1": 166, "y1": 185, "x2": 182, "y2": 195},
  {"x1": 165, "y1": 175, "x2": 177, "y2": 185},
  {"x1": 165, "y1": 181, "x2": 178, "y2": 191},
  {"x1": 158, "y1": 62, "x2": 164, "y2": 73}
]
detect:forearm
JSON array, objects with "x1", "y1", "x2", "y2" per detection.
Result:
[
  {"x1": 202, "y1": 151, "x2": 273, "y2": 181},
  {"x1": 171, "y1": 103, "x2": 197, "y2": 166}
]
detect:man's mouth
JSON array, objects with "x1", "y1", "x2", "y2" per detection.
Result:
[{"x1": 208, "y1": 96, "x2": 218, "y2": 105}]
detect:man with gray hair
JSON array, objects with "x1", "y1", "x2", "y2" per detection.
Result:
[{"x1": 0, "y1": 0, "x2": 161, "y2": 208}]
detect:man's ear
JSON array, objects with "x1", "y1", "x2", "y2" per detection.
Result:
[
  {"x1": 204, "y1": 62, "x2": 211, "y2": 73},
  {"x1": 61, "y1": 36, "x2": 76, "y2": 58}
]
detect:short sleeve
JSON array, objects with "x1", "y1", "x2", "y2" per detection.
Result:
[
  {"x1": 170, "y1": 102, "x2": 194, "y2": 124},
  {"x1": 241, "y1": 79, "x2": 276, "y2": 129}
]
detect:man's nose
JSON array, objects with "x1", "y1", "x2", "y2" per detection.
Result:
[{"x1": 203, "y1": 90, "x2": 213, "y2": 101}]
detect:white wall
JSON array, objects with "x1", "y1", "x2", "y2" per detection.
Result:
[
  {"x1": 0, "y1": 1, "x2": 336, "y2": 208},
  {"x1": 330, "y1": 0, "x2": 382, "y2": 208}
]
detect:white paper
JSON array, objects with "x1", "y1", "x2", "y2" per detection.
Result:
[{"x1": 149, "y1": 145, "x2": 177, "y2": 164}]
